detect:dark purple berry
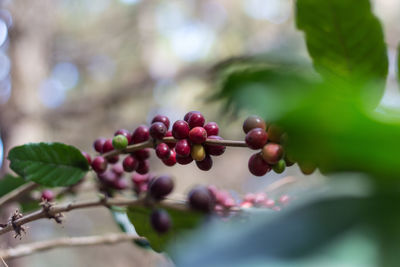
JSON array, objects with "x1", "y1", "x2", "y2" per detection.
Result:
[
  {"x1": 151, "y1": 115, "x2": 170, "y2": 129},
  {"x1": 175, "y1": 139, "x2": 191, "y2": 157},
  {"x1": 114, "y1": 129, "x2": 132, "y2": 144},
  {"x1": 133, "y1": 149, "x2": 150, "y2": 160},
  {"x1": 184, "y1": 111, "x2": 200, "y2": 122},
  {"x1": 136, "y1": 160, "x2": 150, "y2": 174},
  {"x1": 204, "y1": 122, "x2": 219, "y2": 136},
  {"x1": 149, "y1": 175, "x2": 174, "y2": 200},
  {"x1": 243, "y1": 115, "x2": 267, "y2": 134},
  {"x1": 176, "y1": 155, "x2": 193, "y2": 165},
  {"x1": 204, "y1": 135, "x2": 226, "y2": 156},
  {"x1": 41, "y1": 189, "x2": 54, "y2": 201},
  {"x1": 172, "y1": 120, "x2": 190, "y2": 139},
  {"x1": 123, "y1": 155, "x2": 138, "y2": 172},
  {"x1": 102, "y1": 139, "x2": 114, "y2": 153},
  {"x1": 261, "y1": 143, "x2": 284, "y2": 164},
  {"x1": 156, "y1": 143, "x2": 171, "y2": 160},
  {"x1": 92, "y1": 156, "x2": 108, "y2": 173},
  {"x1": 162, "y1": 149, "x2": 176, "y2": 166},
  {"x1": 132, "y1": 125, "x2": 150, "y2": 144},
  {"x1": 245, "y1": 128, "x2": 268, "y2": 150},
  {"x1": 248, "y1": 153, "x2": 271, "y2": 176},
  {"x1": 107, "y1": 155, "x2": 119, "y2": 164},
  {"x1": 189, "y1": 127, "x2": 207, "y2": 144},
  {"x1": 195, "y1": 154, "x2": 213, "y2": 171},
  {"x1": 150, "y1": 209, "x2": 171, "y2": 234},
  {"x1": 188, "y1": 186, "x2": 215, "y2": 213},
  {"x1": 150, "y1": 122, "x2": 167, "y2": 140},
  {"x1": 187, "y1": 112, "x2": 205, "y2": 128},
  {"x1": 93, "y1": 138, "x2": 106, "y2": 153},
  {"x1": 81, "y1": 151, "x2": 91, "y2": 165}
]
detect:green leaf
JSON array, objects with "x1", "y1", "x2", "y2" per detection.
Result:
[
  {"x1": 8, "y1": 142, "x2": 89, "y2": 187},
  {"x1": 296, "y1": 0, "x2": 388, "y2": 107},
  {"x1": 0, "y1": 174, "x2": 26, "y2": 197},
  {"x1": 127, "y1": 205, "x2": 204, "y2": 252}
]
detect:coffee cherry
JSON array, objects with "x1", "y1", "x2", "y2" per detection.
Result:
[
  {"x1": 272, "y1": 159, "x2": 286, "y2": 174},
  {"x1": 112, "y1": 178, "x2": 128, "y2": 190},
  {"x1": 123, "y1": 155, "x2": 138, "y2": 172},
  {"x1": 196, "y1": 154, "x2": 213, "y2": 171},
  {"x1": 189, "y1": 127, "x2": 207, "y2": 144},
  {"x1": 111, "y1": 163, "x2": 124, "y2": 176},
  {"x1": 81, "y1": 151, "x2": 91, "y2": 165},
  {"x1": 176, "y1": 155, "x2": 193, "y2": 165},
  {"x1": 112, "y1": 135, "x2": 128, "y2": 150},
  {"x1": 165, "y1": 131, "x2": 176, "y2": 149},
  {"x1": 261, "y1": 143, "x2": 284, "y2": 164},
  {"x1": 92, "y1": 156, "x2": 108, "y2": 174},
  {"x1": 172, "y1": 120, "x2": 190, "y2": 139},
  {"x1": 245, "y1": 128, "x2": 268, "y2": 150},
  {"x1": 133, "y1": 149, "x2": 150, "y2": 160},
  {"x1": 299, "y1": 161, "x2": 317, "y2": 175},
  {"x1": 248, "y1": 153, "x2": 271, "y2": 176},
  {"x1": 97, "y1": 171, "x2": 118, "y2": 185},
  {"x1": 175, "y1": 139, "x2": 191, "y2": 157},
  {"x1": 107, "y1": 155, "x2": 119, "y2": 164},
  {"x1": 114, "y1": 129, "x2": 132, "y2": 144},
  {"x1": 243, "y1": 115, "x2": 266, "y2": 134},
  {"x1": 149, "y1": 175, "x2": 174, "y2": 200},
  {"x1": 267, "y1": 124, "x2": 284, "y2": 143},
  {"x1": 150, "y1": 209, "x2": 171, "y2": 234},
  {"x1": 93, "y1": 138, "x2": 106, "y2": 153},
  {"x1": 204, "y1": 122, "x2": 219, "y2": 136},
  {"x1": 132, "y1": 125, "x2": 150, "y2": 144},
  {"x1": 187, "y1": 112, "x2": 205, "y2": 128},
  {"x1": 150, "y1": 122, "x2": 167, "y2": 140},
  {"x1": 131, "y1": 173, "x2": 150, "y2": 185},
  {"x1": 188, "y1": 186, "x2": 215, "y2": 213},
  {"x1": 156, "y1": 143, "x2": 171, "y2": 160},
  {"x1": 184, "y1": 111, "x2": 200, "y2": 122},
  {"x1": 102, "y1": 139, "x2": 114, "y2": 153},
  {"x1": 162, "y1": 149, "x2": 177, "y2": 166},
  {"x1": 151, "y1": 115, "x2": 170, "y2": 129},
  {"x1": 191, "y1": 144, "x2": 206, "y2": 161},
  {"x1": 41, "y1": 189, "x2": 54, "y2": 201},
  {"x1": 136, "y1": 160, "x2": 150, "y2": 174},
  {"x1": 204, "y1": 135, "x2": 225, "y2": 156}
]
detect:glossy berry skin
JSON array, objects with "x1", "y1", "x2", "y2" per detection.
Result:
[
  {"x1": 93, "y1": 138, "x2": 106, "y2": 153},
  {"x1": 176, "y1": 155, "x2": 193, "y2": 165},
  {"x1": 156, "y1": 143, "x2": 171, "y2": 160},
  {"x1": 175, "y1": 139, "x2": 191, "y2": 157},
  {"x1": 204, "y1": 122, "x2": 219, "y2": 136},
  {"x1": 41, "y1": 189, "x2": 54, "y2": 201},
  {"x1": 149, "y1": 175, "x2": 174, "y2": 200},
  {"x1": 81, "y1": 151, "x2": 91, "y2": 165},
  {"x1": 102, "y1": 139, "x2": 114, "y2": 153},
  {"x1": 136, "y1": 160, "x2": 150, "y2": 174},
  {"x1": 133, "y1": 149, "x2": 150, "y2": 160},
  {"x1": 150, "y1": 122, "x2": 167, "y2": 140},
  {"x1": 162, "y1": 149, "x2": 177, "y2": 166},
  {"x1": 267, "y1": 124, "x2": 284, "y2": 143},
  {"x1": 243, "y1": 115, "x2": 267, "y2": 134},
  {"x1": 188, "y1": 186, "x2": 215, "y2": 213},
  {"x1": 184, "y1": 111, "x2": 200, "y2": 122},
  {"x1": 152, "y1": 115, "x2": 170, "y2": 129},
  {"x1": 261, "y1": 143, "x2": 284, "y2": 164},
  {"x1": 245, "y1": 128, "x2": 268, "y2": 150},
  {"x1": 112, "y1": 178, "x2": 128, "y2": 190},
  {"x1": 272, "y1": 159, "x2": 286, "y2": 174},
  {"x1": 91, "y1": 156, "x2": 108, "y2": 174},
  {"x1": 189, "y1": 127, "x2": 207, "y2": 144},
  {"x1": 204, "y1": 135, "x2": 226, "y2": 156},
  {"x1": 191, "y1": 144, "x2": 206, "y2": 161},
  {"x1": 112, "y1": 135, "x2": 128, "y2": 150},
  {"x1": 132, "y1": 125, "x2": 150, "y2": 144},
  {"x1": 196, "y1": 154, "x2": 213, "y2": 171},
  {"x1": 187, "y1": 112, "x2": 205, "y2": 128},
  {"x1": 248, "y1": 153, "x2": 271, "y2": 176},
  {"x1": 165, "y1": 131, "x2": 176, "y2": 149},
  {"x1": 150, "y1": 209, "x2": 171, "y2": 234},
  {"x1": 114, "y1": 129, "x2": 132, "y2": 144},
  {"x1": 123, "y1": 155, "x2": 138, "y2": 172},
  {"x1": 172, "y1": 120, "x2": 190, "y2": 139}
]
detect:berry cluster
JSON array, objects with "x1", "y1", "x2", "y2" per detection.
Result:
[{"x1": 240, "y1": 192, "x2": 290, "y2": 211}]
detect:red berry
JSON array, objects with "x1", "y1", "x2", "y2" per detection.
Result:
[
  {"x1": 187, "y1": 112, "x2": 205, "y2": 128},
  {"x1": 162, "y1": 149, "x2": 176, "y2": 166},
  {"x1": 156, "y1": 143, "x2": 171, "y2": 160},
  {"x1": 114, "y1": 129, "x2": 132, "y2": 144},
  {"x1": 81, "y1": 151, "x2": 91, "y2": 165},
  {"x1": 132, "y1": 149, "x2": 150, "y2": 160},
  {"x1": 245, "y1": 128, "x2": 268, "y2": 149},
  {"x1": 112, "y1": 178, "x2": 128, "y2": 190},
  {"x1": 243, "y1": 115, "x2": 266, "y2": 134},
  {"x1": 102, "y1": 139, "x2": 114, "y2": 153},
  {"x1": 150, "y1": 209, "x2": 171, "y2": 234},
  {"x1": 188, "y1": 186, "x2": 215, "y2": 213},
  {"x1": 196, "y1": 154, "x2": 213, "y2": 171},
  {"x1": 111, "y1": 163, "x2": 124, "y2": 176},
  {"x1": 107, "y1": 155, "x2": 119, "y2": 164},
  {"x1": 150, "y1": 122, "x2": 167, "y2": 139},
  {"x1": 123, "y1": 155, "x2": 138, "y2": 172},
  {"x1": 132, "y1": 125, "x2": 150, "y2": 144},
  {"x1": 97, "y1": 171, "x2": 118, "y2": 185},
  {"x1": 184, "y1": 111, "x2": 200, "y2": 122},
  {"x1": 165, "y1": 131, "x2": 176, "y2": 149},
  {"x1": 204, "y1": 135, "x2": 226, "y2": 156},
  {"x1": 176, "y1": 155, "x2": 193, "y2": 165},
  {"x1": 149, "y1": 175, "x2": 174, "y2": 200},
  {"x1": 152, "y1": 115, "x2": 170, "y2": 129},
  {"x1": 261, "y1": 143, "x2": 284, "y2": 164},
  {"x1": 248, "y1": 153, "x2": 271, "y2": 176},
  {"x1": 93, "y1": 138, "x2": 106, "y2": 153},
  {"x1": 41, "y1": 189, "x2": 54, "y2": 201},
  {"x1": 175, "y1": 139, "x2": 191, "y2": 157},
  {"x1": 204, "y1": 122, "x2": 219, "y2": 136},
  {"x1": 172, "y1": 120, "x2": 190, "y2": 139},
  {"x1": 91, "y1": 156, "x2": 108, "y2": 174},
  {"x1": 131, "y1": 173, "x2": 150, "y2": 185},
  {"x1": 136, "y1": 160, "x2": 150, "y2": 174},
  {"x1": 189, "y1": 127, "x2": 207, "y2": 144}
]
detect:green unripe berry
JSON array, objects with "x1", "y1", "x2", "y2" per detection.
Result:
[
  {"x1": 112, "y1": 135, "x2": 128, "y2": 150},
  {"x1": 272, "y1": 159, "x2": 286, "y2": 174}
]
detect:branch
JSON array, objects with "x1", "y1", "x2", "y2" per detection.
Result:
[
  {"x1": 0, "y1": 182, "x2": 38, "y2": 207},
  {"x1": 0, "y1": 233, "x2": 143, "y2": 260}
]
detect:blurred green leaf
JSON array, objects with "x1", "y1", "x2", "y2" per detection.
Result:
[
  {"x1": 127, "y1": 205, "x2": 204, "y2": 252},
  {"x1": 0, "y1": 174, "x2": 26, "y2": 197},
  {"x1": 8, "y1": 142, "x2": 89, "y2": 187},
  {"x1": 19, "y1": 200, "x2": 40, "y2": 213}
]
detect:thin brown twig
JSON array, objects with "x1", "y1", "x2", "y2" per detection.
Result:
[
  {"x1": 0, "y1": 182, "x2": 38, "y2": 208},
  {"x1": 0, "y1": 233, "x2": 143, "y2": 260}
]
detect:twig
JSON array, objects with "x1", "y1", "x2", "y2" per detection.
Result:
[
  {"x1": 0, "y1": 256, "x2": 8, "y2": 267},
  {"x1": 0, "y1": 233, "x2": 143, "y2": 260},
  {"x1": 0, "y1": 182, "x2": 38, "y2": 207}
]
